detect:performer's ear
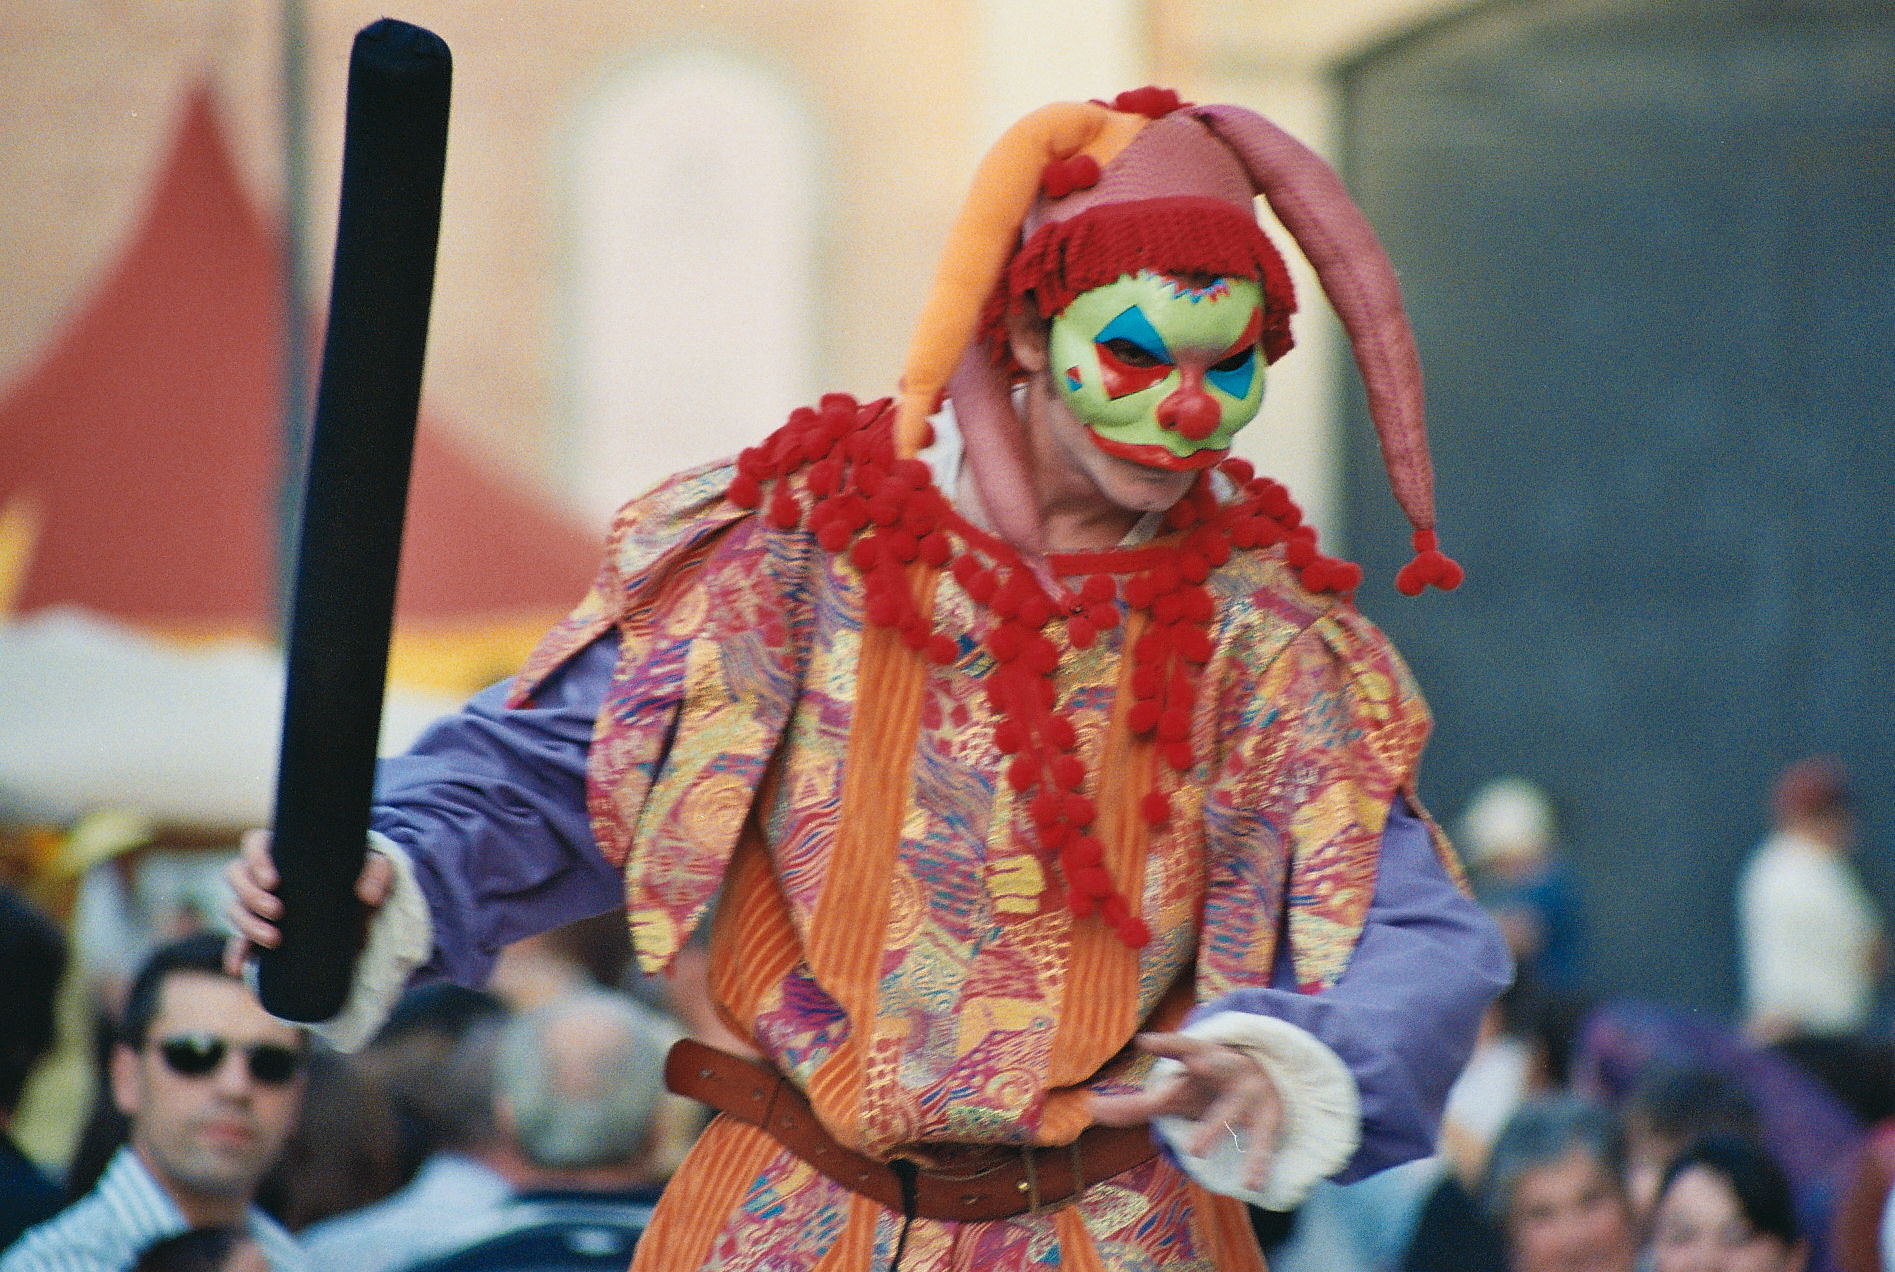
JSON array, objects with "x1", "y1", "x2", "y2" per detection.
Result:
[{"x1": 1006, "y1": 298, "x2": 1050, "y2": 375}]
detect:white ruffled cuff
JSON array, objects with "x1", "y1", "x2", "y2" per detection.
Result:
[
  {"x1": 303, "y1": 833, "x2": 434, "y2": 1052},
  {"x1": 1149, "y1": 1010, "x2": 1362, "y2": 1211}
]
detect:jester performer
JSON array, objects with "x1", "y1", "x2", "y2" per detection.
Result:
[{"x1": 228, "y1": 89, "x2": 1509, "y2": 1270}]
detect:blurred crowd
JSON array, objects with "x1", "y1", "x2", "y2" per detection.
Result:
[
  {"x1": 0, "y1": 754, "x2": 1887, "y2": 1272},
  {"x1": 0, "y1": 905, "x2": 702, "y2": 1272},
  {"x1": 1265, "y1": 757, "x2": 1892, "y2": 1272}
]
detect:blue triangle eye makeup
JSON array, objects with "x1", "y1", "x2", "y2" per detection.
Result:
[
  {"x1": 1206, "y1": 350, "x2": 1257, "y2": 400},
  {"x1": 1094, "y1": 305, "x2": 1172, "y2": 364}
]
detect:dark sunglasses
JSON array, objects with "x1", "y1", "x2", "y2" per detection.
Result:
[{"x1": 154, "y1": 1034, "x2": 304, "y2": 1085}]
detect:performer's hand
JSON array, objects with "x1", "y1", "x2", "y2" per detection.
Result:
[
  {"x1": 1089, "y1": 1032, "x2": 1285, "y2": 1192},
  {"x1": 222, "y1": 829, "x2": 395, "y2": 974}
]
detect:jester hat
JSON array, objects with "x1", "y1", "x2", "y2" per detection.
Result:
[{"x1": 896, "y1": 87, "x2": 1461, "y2": 596}]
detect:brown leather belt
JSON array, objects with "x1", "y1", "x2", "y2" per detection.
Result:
[{"x1": 664, "y1": 1038, "x2": 1155, "y2": 1222}]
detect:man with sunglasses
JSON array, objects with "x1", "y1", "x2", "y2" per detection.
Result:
[{"x1": 2, "y1": 935, "x2": 307, "y2": 1272}]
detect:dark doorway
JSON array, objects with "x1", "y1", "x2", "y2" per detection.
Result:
[{"x1": 1338, "y1": 0, "x2": 1895, "y2": 1015}]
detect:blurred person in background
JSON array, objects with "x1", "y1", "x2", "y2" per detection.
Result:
[
  {"x1": 351, "y1": 986, "x2": 509, "y2": 1188},
  {"x1": 0, "y1": 887, "x2": 70, "y2": 1250},
  {"x1": 1739, "y1": 757, "x2": 1885, "y2": 1045},
  {"x1": 1460, "y1": 777, "x2": 1587, "y2": 1001},
  {"x1": 298, "y1": 989, "x2": 510, "y2": 1272},
  {"x1": 1, "y1": 934, "x2": 305, "y2": 1272},
  {"x1": 1622, "y1": 1067, "x2": 1764, "y2": 1225},
  {"x1": 1648, "y1": 1137, "x2": 1807, "y2": 1272},
  {"x1": 129, "y1": 1228, "x2": 268, "y2": 1272},
  {"x1": 1476, "y1": 1095, "x2": 1637, "y2": 1272},
  {"x1": 393, "y1": 989, "x2": 674, "y2": 1272},
  {"x1": 254, "y1": 1050, "x2": 405, "y2": 1233}
]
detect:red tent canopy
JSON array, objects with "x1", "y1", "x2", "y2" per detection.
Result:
[{"x1": 0, "y1": 85, "x2": 599, "y2": 637}]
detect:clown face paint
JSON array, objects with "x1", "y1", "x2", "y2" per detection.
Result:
[{"x1": 1047, "y1": 271, "x2": 1267, "y2": 471}]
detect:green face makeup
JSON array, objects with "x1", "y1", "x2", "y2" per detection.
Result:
[{"x1": 1047, "y1": 271, "x2": 1267, "y2": 470}]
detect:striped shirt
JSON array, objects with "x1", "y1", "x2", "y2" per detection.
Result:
[{"x1": 0, "y1": 1148, "x2": 304, "y2": 1272}]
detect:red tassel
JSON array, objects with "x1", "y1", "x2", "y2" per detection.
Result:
[
  {"x1": 1065, "y1": 836, "x2": 1103, "y2": 868},
  {"x1": 1394, "y1": 529, "x2": 1465, "y2": 596},
  {"x1": 988, "y1": 624, "x2": 1025, "y2": 663},
  {"x1": 1051, "y1": 753, "x2": 1085, "y2": 787},
  {"x1": 1081, "y1": 574, "x2": 1115, "y2": 604},
  {"x1": 1140, "y1": 791, "x2": 1171, "y2": 825},
  {"x1": 1285, "y1": 531, "x2": 1317, "y2": 569},
  {"x1": 767, "y1": 493, "x2": 802, "y2": 528},
  {"x1": 1157, "y1": 708, "x2": 1190, "y2": 743},
  {"x1": 927, "y1": 634, "x2": 959, "y2": 665},
  {"x1": 1176, "y1": 627, "x2": 1213, "y2": 664},
  {"x1": 1112, "y1": 86, "x2": 1184, "y2": 118},
  {"x1": 1022, "y1": 637, "x2": 1059, "y2": 676},
  {"x1": 1068, "y1": 616, "x2": 1097, "y2": 649},
  {"x1": 728, "y1": 473, "x2": 762, "y2": 509},
  {"x1": 1162, "y1": 740, "x2": 1194, "y2": 771},
  {"x1": 1117, "y1": 916, "x2": 1151, "y2": 948},
  {"x1": 1008, "y1": 754, "x2": 1039, "y2": 791},
  {"x1": 865, "y1": 592, "x2": 901, "y2": 627},
  {"x1": 1041, "y1": 154, "x2": 1102, "y2": 199},
  {"x1": 1046, "y1": 716, "x2": 1078, "y2": 750}
]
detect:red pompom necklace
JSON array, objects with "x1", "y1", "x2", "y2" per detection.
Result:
[{"x1": 728, "y1": 395, "x2": 1360, "y2": 949}]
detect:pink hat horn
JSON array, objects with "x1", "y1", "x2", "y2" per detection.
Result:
[{"x1": 1194, "y1": 104, "x2": 1461, "y2": 594}]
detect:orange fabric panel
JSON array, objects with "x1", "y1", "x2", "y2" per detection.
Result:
[
  {"x1": 628, "y1": 1115, "x2": 776, "y2": 1271},
  {"x1": 1189, "y1": 1183, "x2": 1269, "y2": 1272},
  {"x1": 1051, "y1": 1205, "x2": 1108, "y2": 1272},
  {"x1": 709, "y1": 821, "x2": 804, "y2": 1039},
  {"x1": 802, "y1": 562, "x2": 939, "y2": 1142}
]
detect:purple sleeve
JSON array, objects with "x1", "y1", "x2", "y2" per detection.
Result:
[
  {"x1": 1190, "y1": 797, "x2": 1512, "y2": 1181},
  {"x1": 370, "y1": 632, "x2": 624, "y2": 988}
]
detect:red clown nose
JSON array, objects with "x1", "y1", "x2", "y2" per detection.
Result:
[{"x1": 1158, "y1": 386, "x2": 1221, "y2": 441}]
